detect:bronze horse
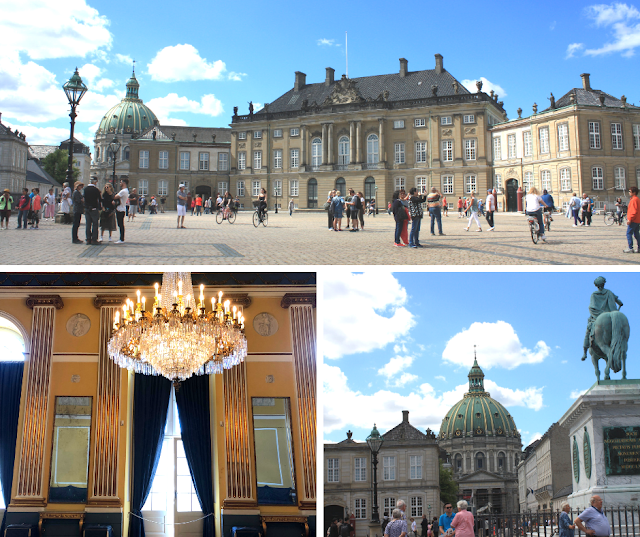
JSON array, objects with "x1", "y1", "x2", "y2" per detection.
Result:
[{"x1": 585, "y1": 310, "x2": 630, "y2": 380}]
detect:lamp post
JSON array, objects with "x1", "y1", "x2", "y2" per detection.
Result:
[
  {"x1": 62, "y1": 68, "x2": 88, "y2": 185},
  {"x1": 108, "y1": 136, "x2": 121, "y2": 189},
  {"x1": 274, "y1": 182, "x2": 279, "y2": 214},
  {"x1": 366, "y1": 424, "x2": 384, "y2": 524}
]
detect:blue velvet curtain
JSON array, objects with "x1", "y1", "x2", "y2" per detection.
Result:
[
  {"x1": 0, "y1": 362, "x2": 24, "y2": 536},
  {"x1": 175, "y1": 375, "x2": 215, "y2": 537},
  {"x1": 128, "y1": 374, "x2": 171, "y2": 537}
]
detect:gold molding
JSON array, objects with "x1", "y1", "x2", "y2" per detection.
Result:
[
  {"x1": 26, "y1": 295, "x2": 63, "y2": 309},
  {"x1": 38, "y1": 512, "x2": 85, "y2": 536},
  {"x1": 280, "y1": 293, "x2": 316, "y2": 309},
  {"x1": 261, "y1": 516, "x2": 309, "y2": 537},
  {"x1": 93, "y1": 295, "x2": 127, "y2": 309}
]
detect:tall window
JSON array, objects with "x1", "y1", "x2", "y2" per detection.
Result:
[
  {"x1": 123, "y1": 147, "x2": 130, "y2": 160},
  {"x1": 199, "y1": 152, "x2": 209, "y2": 171},
  {"x1": 327, "y1": 459, "x2": 339, "y2": 482},
  {"x1": 218, "y1": 153, "x2": 229, "y2": 171},
  {"x1": 442, "y1": 175, "x2": 454, "y2": 194},
  {"x1": 493, "y1": 137, "x2": 501, "y2": 160},
  {"x1": 273, "y1": 129, "x2": 283, "y2": 138},
  {"x1": 611, "y1": 123, "x2": 623, "y2": 149},
  {"x1": 634, "y1": 124, "x2": 640, "y2": 150},
  {"x1": 558, "y1": 123, "x2": 569, "y2": 151},
  {"x1": 252, "y1": 180, "x2": 261, "y2": 197},
  {"x1": 238, "y1": 152, "x2": 246, "y2": 170},
  {"x1": 589, "y1": 122, "x2": 601, "y2": 149},
  {"x1": 476, "y1": 452, "x2": 485, "y2": 470},
  {"x1": 218, "y1": 182, "x2": 228, "y2": 194},
  {"x1": 159, "y1": 151, "x2": 169, "y2": 169},
  {"x1": 236, "y1": 180, "x2": 245, "y2": 197},
  {"x1": 416, "y1": 176, "x2": 428, "y2": 193},
  {"x1": 138, "y1": 180, "x2": 148, "y2": 196},
  {"x1": 338, "y1": 136, "x2": 350, "y2": 166},
  {"x1": 524, "y1": 171, "x2": 533, "y2": 192},
  {"x1": 541, "y1": 170, "x2": 551, "y2": 191},
  {"x1": 508, "y1": 134, "x2": 517, "y2": 158},
  {"x1": 139, "y1": 150, "x2": 149, "y2": 169},
  {"x1": 560, "y1": 168, "x2": 571, "y2": 191},
  {"x1": 441, "y1": 140, "x2": 453, "y2": 162},
  {"x1": 158, "y1": 180, "x2": 168, "y2": 196},
  {"x1": 465, "y1": 175, "x2": 476, "y2": 193},
  {"x1": 498, "y1": 452, "x2": 506, "y2": 470},
  {"x1": 290, "y1": 180, "x2": 299, "y2": 196},
  {"x1": 524, "y1": 131, "x2": 532, "y2": 157},
  {"x1": 180, "y1": 151, "x2": 190, "y2": 170},
  {"x1": 354, "y1": 457, "x2": 366, "y2": 482},
  {"x1": 273, "y1": 149, "x2": 282, "y2": 169},
  {"x1": 383, "y1": 498, "x2": 396, "y2": 517},
  {"x1": 615, "y1": 167, "x2": 626, "y2": 190},
  {"x1": 354, "y1": 499, "x2": 366, "y2": 519},
  {"x1": 311, "y1": 138, "x2": 322, "y2": 168},
  {"x1": 539, "y1": 127, "x2": 550, "y2": 154},
  {"x1": 308, "y1": 178, "x2": 318, "y2": 208},
  {"x1": 592, "y1": 166, "x2": 604, "y2": 190},
  {"x1": 394, "y1": 177, "x2": 405, "y2": 191},
  {"x1": 290, "y1": 148, "x2": 299, "y2": 168},
  {"x1": 367, "y1": 134, "x2": 379, "y2": 164},
  {"x1": 394, "y1": 143, "x2": 405, "y2": 164},
  {"x1": 410, "y1": 455, "x2": 422, "y2": 479},
  {"x1": 290, "y1": 127, "x2": 299, "y2": 137},
  {"x1": 383, "y1": 456, "x2": 396, "y2": 480},
  {"x1": 410, "y1": 497, "x2": 423, "y2": 517},
  {"x1": 238, "y1": 132, "x2": 247, "y2": 140},
  {"x1": 253, "y1": 130, "x2": 262, "y2": 139},
  {"x1": 364, "y1": 177, "x2": 375, "y2": 202},
  {"x1": 494, "y1": 174, "x2": 503, "y2": 193},
  {"x1": 464, "y1": 139, "x2": 476, "y2": 160},
  {"x1": 253, "y1": 151, "x2": 262, "y2": 170},
  {"x1": 273, "y1": 179, "x2": 282, "y2": 197},
  {"x1": 416, "y1": 142, "x2": 427, "y2": 163}
]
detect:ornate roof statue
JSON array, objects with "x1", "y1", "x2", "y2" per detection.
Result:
[{"x1": 322, "y1": 75, "x2": 365, "y2": 106}]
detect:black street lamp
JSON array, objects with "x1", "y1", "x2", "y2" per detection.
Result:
[
  {"x1": 274, "y1": 183, "x2": 279, "y2": 214},
  {"x1": 63, "y1": 68, "x2": 88, "y2": 185},
  {"x1": 366, "y1": 424, "x2": 384, "y2": 524},
  {"x1": 108, "y1": 136, "x2": 121, "y2": 188}
]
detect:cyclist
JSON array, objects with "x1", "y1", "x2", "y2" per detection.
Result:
[
  {"x1": 541, "y1": 189, "x2": 555, "y2": 224},
  {"x1": 615, "y1": 197, "x2": 626, "y2": 225},
  {"x1": 257, "y1": 188, "x2": 267, "y2": 221},
  {"x1": 525, "y1": 187, "x2": 548, "y2": 242},
  {"x1": 222, "y1": 191, "x2": 232, "y2": 220}
]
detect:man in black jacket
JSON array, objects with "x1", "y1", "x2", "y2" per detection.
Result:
[{"x1": 83, "y1": 177, "x2": 102, "y2": 244}]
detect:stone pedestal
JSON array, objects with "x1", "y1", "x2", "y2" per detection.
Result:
[{"x1": 558, "y1": 380, "x2": 640, "y2": 509}]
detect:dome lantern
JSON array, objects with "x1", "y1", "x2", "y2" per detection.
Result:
[
  {"x1": 467, "y1": 345, "x2": 485, "y2": 393},
  {"x1": 125, "y1": 69, "x2": 140, "y2": 101}
]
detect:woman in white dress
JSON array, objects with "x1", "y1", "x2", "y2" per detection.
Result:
[
  {"x1": 44, "y1": 188, "x2": 56, "y2": 219},
  {"x1": 60, "y1": 183, "x2": 71, "y2": 223}
]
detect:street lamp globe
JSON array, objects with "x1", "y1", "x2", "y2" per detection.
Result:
[
  {"x1": 63, "y1": 68, "x2": 88, "y2": 106},
  {"x1": 366, "y1": 424, "x2": 384, "y2": 454},
  {"x1": 108, "y1": 136, "x2": 121, "y2": 188}
]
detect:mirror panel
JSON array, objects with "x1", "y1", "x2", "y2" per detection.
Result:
[
  {"x1": 252, "y1": 397, "x2": 296, "y2": 505},
  {"x1": 49, "y1": 396, "x2": 92, "y2": 503}
]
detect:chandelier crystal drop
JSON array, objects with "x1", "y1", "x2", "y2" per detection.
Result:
[{"x1": 107, "y1": 272, "x2": 247, "y2": 382}]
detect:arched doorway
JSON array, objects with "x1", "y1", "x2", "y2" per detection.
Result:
[
  {"x1": 195, "y1": 185, "x2": 212, "y2": 200},
  {"x1": 506, "y1": 179, "x2": 519, "y2": 212},
  {"x1": 364, "y1": 177, "x2": 375, "y2": 204},
  {"x1": 325, "y1": 504, "x2": 347, "y2": 535},
  {"x1": 307, "y1": 178, "x2": 318, "y2": 208}
]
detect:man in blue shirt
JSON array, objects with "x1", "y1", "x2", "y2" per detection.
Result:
[
  {"x1": 439, "y1": 503, "x2": 456, "y2": 535},
  {"x1": 575, "y1": 495, "x2": 610, "y2": 537}
]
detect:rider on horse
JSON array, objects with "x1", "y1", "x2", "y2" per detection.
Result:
[{"x1": 581, "y1": 276, "x2": 623, "y2": 361}]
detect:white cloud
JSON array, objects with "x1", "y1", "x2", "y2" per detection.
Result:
[
  {"x1": 550, "y1": 20, "x2": 557, "y2": 30},
  {"x1": 0, "y1": 0, "x2": 111, "y2": 60},
  {"x1": 8, "y1": 124, "x2": 70, "y2": 145},
  {"x1": 115, "y1": 53, "x2": 133, "y2": 65},
  {"x1": 583, "y1": 3, "x2": 640, "y2": 56},
  {"x1": 570, "y1": 388, "x2": 588, "y2": 399},
  {"x1": 145, "y1": 93, "x2": 224, "y2": 122},
  {"x1": 323, "y1": 363, "x2": 543, "y2": 436},
  {"x1": 485, "y1": 380, "x2": 544, "y2": 411},
  {"x1": 228, "y1": 72, "x2": 247, "y2": 82},
  {"x1": 147, "y1": 44, "x2": 226, "y2": 82},
  {"x1": 435, "y1": 375, "x2": 446, "y2": 382},
  {"x1": 566, "y1": 43, "x2": 585, "y2": 58},
  {"x1": 388, "y1": 373, "x2": 419, "y2": 387},
  {"x1": 323, "y1": 272, "x2": 415, "y2": 359},
  {"x1": 461, "y1": 77, "x2": 507, "y2": 98},
  {"x1": 442, "y1": 320, "x2": 550, "y2": 370},
  {"x1": 78, "y1": 63, "x2": 114, "y2": 93},
  {"x1": 525, "y1": 431, "x2": 543, "y2": 446},
  {"x1": 378, "y1": 355, "x2": 414, "y2": 377},
  {"x1": 318, "y1": 38, "x2": 336, "y2": 46}
]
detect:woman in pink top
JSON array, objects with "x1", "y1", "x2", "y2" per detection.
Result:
[{"x1": 450, "y1": 500, "x2": 475, "y2": 537}]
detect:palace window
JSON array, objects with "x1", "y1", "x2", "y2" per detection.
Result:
[
  {"x1": 367, "y1": 134, "x2": 379, "y2": 164},
  {"x1": 218, "y1": 153, "x2": 228, "y2": 171},
  {"x1": 442, "y1": 140, "x2": 453, "y2": 162},
  {"x1": 476, "y1": 452, "x2": 485, "y2": 469},
  {"x1": 311, "y1": 138, "x2": 322, "y2": 168},
  {"x1": 252, "y1": 180, "x2": 261, "y2": 197},
  {"x1": 139, "y1": 150, "x2": 149, "y2": 169},
  {"x1": 238, "y1": 132, "x2": 247, "y2": 140},
  {"x1": 541, "y1": 170, "x2": 551, "y2": 191},
  {"x1": 273, "y1": 129, "x2": 283, "y2": 138},
  {"x1": 327, "y1": 458, "x2": 339, "y2": 482},
  {"x1": 290, "y1": 127, "x2": 299, "y2": 137},
  {"x1": 138, "y1": 180, "x2": 148, "y2": 196},
  {"x1": 463, "y1": 114, "x2": 475, "y2": 124},
  {"x1": 290, "y1": 148, "x2": 299, "y2": 168},
  {"x1": 393, "y1": 120, "x2": 405, "y2": 129},
  {"x1": 494, "y1": 174, "x2": 502, "y2": 193},
  {"x1": 253, "y1": 151, "x2": 262, "y2": 170},
  {"x1": 123, "y1": 147, "x2": 130, "y2": 160},
  {"x1": 218, "y1": 182, "x2": 228, "y2": 195},
  {"x1": 383, "y1": 456, "x2": 396, "y2": 480},
  {"x1": 354, "y1": 457, "x2": 366, "y2": 482},
  {"x1": 290, "y1": 180, "x2": 299, "y2": 197},
  {"x1": 464, "y1": 139, "x2": 476, "y2": 161},
  {"x1": 524, "y1": 131, "x2": 532, "y2": 157},
  {"x1": 383, "y1": 498, "x2": 396, "y2": 518},
  {"x1": 338, "y1": 136, "x2": 350, "y2": 166},
  {"x1": 253, "y1": 130, "x2": 262, "y2": 139},
  {"x1": 355, "y1": 499, "x2": 366, "y2": 519},
  {"x1": 395, "y1": 177, "x2": 405, "y2": 191},
  {"x1": 524, "y1": 171, "x2": 533, "y2": 192},
  {"x1": 441, "y1": 116, "x2": 452, "y2": 125},
  {"x1": 416, "y1": 142, "x2": 427, "y2": 163},
  {"x1": 560, "y1": 168, "x2": 571, "y2": 191},
  {"x1": 493, "y1": 137, "x2": 501, "y2": 160},
  {"x1": 634, "y1": 125, "x2": 640, "y2": 150},
  {"x1": 508, "y1": 134, "x2": 517, "y2": 158},
  {"x1": 158, "y1": 181, "x2": 168, "y2": 196},
  {"x1": 558, "y1": 123, "x2": 569, "y2": 151},
  {"x1": 236, "y1": 180, "x2": 245, "y2": 197},
  {"x1": 410, "y1": 455, "x2": 422, "y2": 479},
  {"x1": 415, "y1": 118, "x2": 426, "y2": 127},
  {"x1": 273, "y1": 149, "x2": 282, "y2": 169},
  {"x1": 465, "y1": 174, "x2": 476, "y2": 194},
  {"x1": 416, "y1": 176, "x2": 428, "y2": 193},
  {"x1": 273, "y1": 179, "x2": 282, "y2": 197},
  {"x1": 159, "y1": 151, "x2": 169, "y2": 170},
  {"x1": 615, "y1": 166, "x2": 626, "y2": 190},
  {"x1": 442, "y1": 175, "x2": 454, "y2": 194},
  {"x1": 611, "y1": 123, "x2": 623, "y2": 150},
  {"x1": 180, "y1": 151, "x2": 190, "y2": 170},
  {"x1": 199, "y1": 152, "x2": 209, "y2": 171},
  {"x1": 592, "y1": 166, "x2": 604, "y2": 190},
  {"x1": 539, "y1": 127, "x2": 550, "y2": 154},
  {"x1": 238, "y1": 152, "x2": 246, "y2": 170},
  {"x1": 411, "y1": 496, "x2": 423, "y2": 517},
  {"x1": 395, "y1": 143, "x2": 405, "y2": 164},
  {"x1": 589, "y1": 122, "x2": 601, "y2": 149}
]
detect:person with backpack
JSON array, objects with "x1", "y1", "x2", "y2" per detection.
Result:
[
  {"x1": 348, "y1": 189, "x2": 361, "y2": 231},
  {"x1": 408, "y1": 187, "x2": 426, "y2": 248},
  {"x1": 332, "y1": 190, "x2": 345, "y2": 231},
  {"x1": 339, "y1": 518, "x2": 353, "y2": 537}
]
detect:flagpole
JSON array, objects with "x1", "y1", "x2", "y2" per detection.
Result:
[{"x1": 345, "y1": 31, "x2": 348, "y2": 78}]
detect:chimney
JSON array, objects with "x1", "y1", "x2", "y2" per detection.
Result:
[
  {"x1": 402, "y1": 410, "x2": 409, "y2": 423},
  {"x1": 325, "y1": 67, "x2": 335, "y2": 86},
  {"x1": 399, "y1": 58, "x2": 408, "y2": 78},
  {"x1": 581, "y1": 73, "x2": 591, "y2": 91},
  {"x1": 435, "y1": 54, "x2": 443, "y2": 74},
  {"x1": 294, "y1": 71, "x2": 306, "y2": 92}
]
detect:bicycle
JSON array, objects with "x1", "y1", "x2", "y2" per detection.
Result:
[
  {"x1": 252, "y1": 201, "x2": 268, "y2": 227},
  {"x1": 526, "y1": 213, "x2": 544, "y2": 244},
  {"x1": 604, "y1": 210, "x2": 626, "y2": 226},
  {"x1": 543, "y1": 209, "x2": 553, "y2": 231},
  {"x1": 216, "y1": 206, "x2": 236, "y2": 224}
]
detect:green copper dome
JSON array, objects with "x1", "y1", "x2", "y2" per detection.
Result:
[
  {"x1": 440, "y1": 357, "x2": 519, "y2": 440},
  {"x1": 97, "y1": 71, "x2": 158, "y2": 135}
]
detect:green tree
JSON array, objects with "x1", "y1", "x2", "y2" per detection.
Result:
[
  {"x1": 42, "y1": 149, "x2": 80, "y2": 184},
  {"x1": 439, "y1": 459, "x2": 459, "y2": 508}
]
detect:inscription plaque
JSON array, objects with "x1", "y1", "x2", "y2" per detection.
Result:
[{"x1": 604, "y1": 426, "x2": 640, "y2": 475}]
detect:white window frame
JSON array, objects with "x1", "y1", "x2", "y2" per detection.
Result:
[
  {"x1": 139, "y1": 150, "x2": 149, "y2": 169},
  {"x1": 338, "y1": 136, "x2": 350, "y2": 166},
  {"x1": 410, "y1": 496, "x2": 423, "y2": 518},
  {"x1": 494, "y1": 174, "x2": 503, "y2": 193},
  {"x1": 464, "y1": 139, "x2": 476, "y2": 161},
  {"x1": 524, "y1": 131, "x2": 532, "y2": 157},
  {"x1": 327, "y1": 458, "x2": 339, "y2": 482},
  {"x1": 493, "y1": 137, "x2": 501, "y2": 161},
  {"x1": 508, "y1": 134, "x2": 517, "y2": 158},
  {"x1": 633, "y1": 124, "x2": 640, "y2": 150},
  {"x1": 253, "y1": 130, "x2": 262, "y2": 139},
  {"x1": 252, "y1": 180, "x2": 261, "y2": 197},
  {"x1": 541, "y1": 170, "x2": 551, "y2": 192},
  {"x1": 615, "y1": 166, "x2": 626, "y2": 190},
  {"x1": 238, "y1": 152, "x2": 246, "y2": 171},
  {"x1": 290, "y1": 127, "x2": 300, "y2": 137},
  {"x1": 290, "y1": 148, "x2": 299, "y2": 169},
  {"x1": 273, "y1": 149, "x2": 282, "y2": 169},
  {"x1": 442, "y1": 140, "x2": 453, "y2": 162},
  {"x1": 415, "y1": 142, "x2": 427, "y2": 163},
  {"x1": 138, "y1": 179, "x2": 148, "y2": 196},
  {"x1": 354, "y1": 457, "x2": 366, "y2": 482},
  {"x1": 560, "y1": 168, "x2": 571, "y2": 191},
  {"x1": 354, "y1": 498, "x2": 366, "y2": 519},
  {"x1": 393, "y1": 120, "x2": 405, "y2": 129},
  {"x1": 218, "y1": 182, "x2": 228, "y2": 195},
  {"x1": 410, "y1": 455, "x2": 422, "y2": 479},
  {"x1": 394, "y1": 142, "x2": 405, "y2": 164},
  {"x1": 611, "y1": 123, "x2": 623, "y2": 150},
  {"x1": 539, "y1": 127, "x2": 550, "y2": 154},
  {"x1": 441, "y1": 116, "x2": 452, "y2": 125},
  {"x1": 414, "y1": 118, "x2": 426, "y2": 127},
  {"x1": 442, "y1": 175, "x2": 454, "y2": 194},
  {"x1": 367, "y1": 134, "x2": 379, "y2": 164},
  {"x1": 394, "y1": 177, "x2": 405, "y2": 191},
  {"x1": 253, "y1": 150, "x2": 262, "y2": 170},
  {"x1": 558, "y1": 123, "x2": 569, "y2": 151},
  {"x1": 199, "y1": 152, "x2": 209, "y2": 171},
  {"x1": 524, "y1": 171, "x2": 533, "y2": 192},
  {"x1": 311, "y1": 138, "x2": 322, "y2": 167},
  {"x1": 416, "y1": 176, "x2": 428, "y2": 193},
  {"x1": 158, "y1": 150, "x2": 169, "y2": 170},
  {"x1": 465, "y1": 174, "x2": 476, "y2": 194},
  {"x1": 383, "y1": 498, "x2": 396, "y2": 518},
  {"x1": 238, "y1": 132, "x2": 247, "y2": 140},
  {"x1": 180, "y1": 151, "x2": 190, "y2": 170},
  {"x1": 463, "y1": 114, "x2": 475, "y2": 124},
  {"x1": 383, "y1": 456, "x2": 396, "y2": 480},
  {"x1": 290, "y1": 179, "x2": 299, "y2": 197},
  {"x1": 592, "y1": 166, "x2": 604, "y2": 190},
  {"x1": 273, "y1": 129, "x2": 283, "y2": 138},
  {"x1": 236, "y1": 180, "x2": 245, "y2": 197},
  {"x1": 589, "y1": 122, "x2": 601, "y2": 149},
  {"x1": 273, "y1": 179, "x2": 282, "y2": 197},
  {"x1": 218, "y1": 152, "x2": 228, "y2": 171},
  {"x1": 158, "y1": 180, "x2": 168, "y2": 196}
]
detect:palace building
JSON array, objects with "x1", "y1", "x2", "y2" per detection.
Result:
[
  {"x1": 0, "y1": 272, "x2": 316, "y2": 537},
  {"x1": 229, "y1": 55, "x2": 507, "y2": 211}
]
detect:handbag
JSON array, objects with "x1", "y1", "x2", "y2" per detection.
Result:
[{"x1": 323, "y1": 201, "x2": 331, "y2": 210}]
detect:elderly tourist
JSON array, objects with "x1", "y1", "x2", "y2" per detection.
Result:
[
  {"x1": 559, "y1": 501, "x2": 575, "y2": 537},
  {"x1": 575, "y1": 495, "x2": 610, "y2": 537},
  {"x1": 449, "y1": 500, "x2": 474, "y2": 537},
  {"x1": 385, "y1": 508, "x2": 408, "y2": 537}
]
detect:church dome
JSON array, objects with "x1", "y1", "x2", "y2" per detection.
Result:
[
  {"x1": 97, "y1": 71, "x2": 158, "y2": 135},
  {"x1": 439, "y1": 357, "x2": 519, "y2": 440}
]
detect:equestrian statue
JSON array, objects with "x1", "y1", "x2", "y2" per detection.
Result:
[{"x1": 581, "y1": 276, "x2": 630, "y2": 381}]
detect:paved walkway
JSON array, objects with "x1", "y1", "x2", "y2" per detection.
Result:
[{"x1": 1, "y1": 210, "x2": 638, "y2": 266}]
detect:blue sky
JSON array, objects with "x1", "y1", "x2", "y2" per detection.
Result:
[
  {"x1": 322, "y1": 271, "x2": 640, "y2": 448},
  {"x1": 3, "y1": 0, "x2": 640, "y2": 147}
]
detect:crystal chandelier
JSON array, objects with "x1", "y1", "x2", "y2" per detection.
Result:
[{"x1": 107, "y1": 272, "x2": 247, "y2": 382}]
